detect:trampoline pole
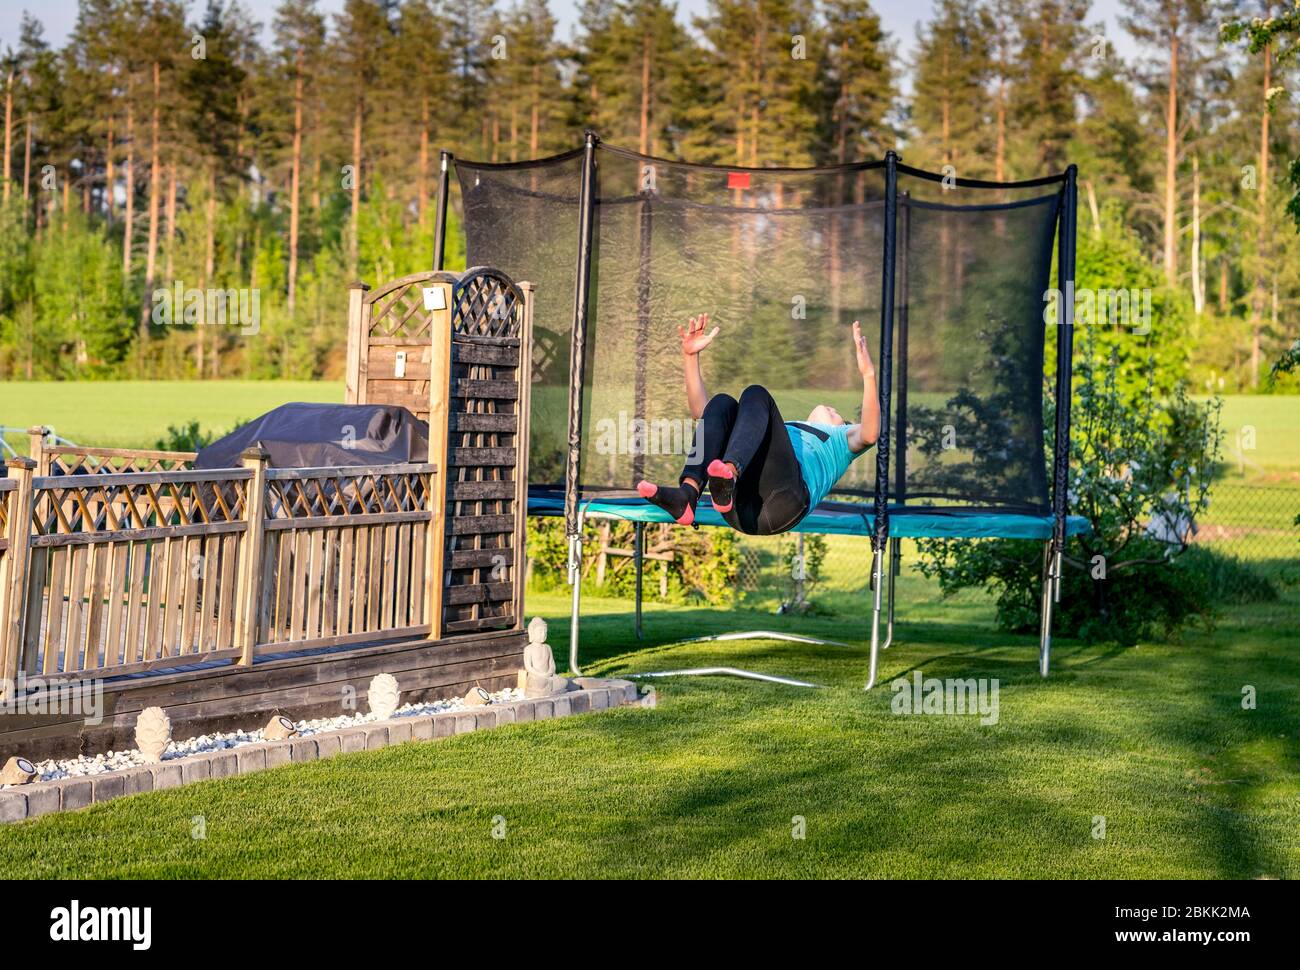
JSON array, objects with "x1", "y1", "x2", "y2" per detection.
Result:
[
  {"x1": 432, "y1": 150, "x2": 452, "y2": 271},
  {"x1": 568, "y1": 503, "x2": 589, "y2": 676},
  {"x1": 882, "y1": 537, "x2": 900, "y2": 650},
  {"x1": 1039, "y1": 540, "x2": 1054, "y2": 677},
  {"x1": 1048, "y1": 164, "x2": 1079, "y2": 641},
  {"x1": 865, "y1": 151, "x2": 899, "y2": 691},
  {"x1": 867, "y1": 546, "x2": 884, "y2": 689},
  {"x1": 564, "y1": 132, "x2": 600, "y2": 677},
  {"x1": 634, "y1": 521, "x2": 644, "y2": 640}
]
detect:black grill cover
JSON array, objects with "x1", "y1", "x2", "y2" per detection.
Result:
[{"x1": 194, "y1": 403, "x2": 429, "y2": 469}]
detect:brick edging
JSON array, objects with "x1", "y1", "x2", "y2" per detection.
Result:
[{"x1": 0, "y1": 679, "x2": 652, "y2": 824}]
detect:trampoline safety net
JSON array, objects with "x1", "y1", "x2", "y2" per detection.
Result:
[{"x1": 456, "y1": 143, "x2": 1065, "y2": 513}]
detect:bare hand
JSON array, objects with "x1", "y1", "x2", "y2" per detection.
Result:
[
  {"x1": 852, "y1": 320, "x2": 875, "y2": 378},
  {"x1": 679, "y1": 313, "x2": 720, "y2": 356}
]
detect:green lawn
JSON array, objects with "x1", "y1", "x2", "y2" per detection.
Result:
[
  {"x1": 1, "y1": 588, "x2": 1295, "y2": 879},
  {"x1": 0, "y1": 380, "x2": 344, "y2": 452},
  {"x1": 1214, "y1": 395, "x2": 1300, "y2": 479}
]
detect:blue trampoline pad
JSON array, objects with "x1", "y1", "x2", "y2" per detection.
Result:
[{"x1": 529, "y1": 493, "x2": 1090, "y2": 540}]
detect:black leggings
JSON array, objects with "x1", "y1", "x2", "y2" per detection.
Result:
[{"x1": 681, "y1": 385, "x2": 810, "y2": 535}]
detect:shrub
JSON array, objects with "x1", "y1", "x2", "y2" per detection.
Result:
[{"x1": 917, "y1": 325, "x2": 1225, "y2": 646}]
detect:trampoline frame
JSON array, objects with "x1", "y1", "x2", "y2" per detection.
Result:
[{"x1": 436, "y1": 134, "x2": 1080, "y2": 689}]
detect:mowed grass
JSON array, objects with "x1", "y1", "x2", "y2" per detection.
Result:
[
  {"x1": 0, "y1": 588, "x2": 1295, "y2": 879},
  {"x1": 0, "y1": 381, "x2": 344, "y2": 451},
  {"x1": 1214, "y1": 395, "x2": 1300, "y2": 479}
]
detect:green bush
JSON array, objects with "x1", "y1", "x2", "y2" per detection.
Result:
[
  {"x1": 917, "y1": 536, "x2": 1275, "y2": 646},
  {"x1": 154, "y1": 420, "x2": 219, "y2": 452},
  {"x1": 917, "y1": 318, "x2": 1225, "y2": 646}
]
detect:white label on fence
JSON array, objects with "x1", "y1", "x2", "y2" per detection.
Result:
[
  {"x1": 395, "y1": 351, "x2": 407, "y2": 378},
  {"x1": 422, "y1": 286, "x2": 447, "y2": 311}
]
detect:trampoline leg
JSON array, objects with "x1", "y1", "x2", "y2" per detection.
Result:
[
  {"x1": 882, "y1": 538, "x2": 901, "y2": 650},
  {"x1": 1038, "y1": 540, "x2": 1054, "y2": 678},
  {"x1": 865, "y1": 545, "x2": 885, "y2": 690},
  {"x1": 568, "y1": 533, "x2": 584, "y2": 676},
  {"x1": 634, "y1": 521, "x2": 644, "y2": 641}
]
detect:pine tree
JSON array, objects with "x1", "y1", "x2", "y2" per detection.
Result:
[
  {"x1": 688, "y1": 0, "x2": 825, "y2": 168},
  {"x1": 908, "y1": 0, "x2": 992, "y2": 176},
  {"x1": 1120, "y1": 0, "x2": 1218, "y2": 286},
  {"x1": 822, "y1": 0, "x2": 896, "y2": 162},
  {"x1": 273, "y1": 0, "x2": 326, "y2": 313}
]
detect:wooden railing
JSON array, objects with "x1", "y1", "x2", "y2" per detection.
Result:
[
  {"x1": 0, "y1": 451, "x2": 443, "y2": 695},
  {"x1": 27, "y1": 426, "x2": 197, "y2": 477}
]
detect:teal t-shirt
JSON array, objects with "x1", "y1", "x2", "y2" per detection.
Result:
[{"x1": 785, "y1": 421, "x2": 863, "y2": 508}]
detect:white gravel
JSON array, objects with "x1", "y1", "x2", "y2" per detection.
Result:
[{"x1": 6, "y1": 687, "x2": 525, "y2": 785}]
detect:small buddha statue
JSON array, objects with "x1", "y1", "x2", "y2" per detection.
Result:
[{"x1": 523, "y1": 617, "x2": 572, "y2": 698}]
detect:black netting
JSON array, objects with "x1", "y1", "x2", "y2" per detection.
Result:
[{"x1": 457, "y1": 145, "x2": 1063, "y2": 512}]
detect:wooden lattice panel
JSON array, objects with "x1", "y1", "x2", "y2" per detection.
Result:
[
  {"x1": 41, "y1": 447, "x2": 196, "y2": 477},
  {"x1": 441, "y1": 270, "x2": 531, "y2": 635},
  {"x1": 352, "y1": 271, "x2": 460, "y2": 423}
]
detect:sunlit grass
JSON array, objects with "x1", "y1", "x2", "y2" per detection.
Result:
[{"x1": 0, "y1": 589, "x2": 1294, "y2": 879}]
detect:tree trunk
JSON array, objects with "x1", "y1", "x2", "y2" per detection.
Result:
[
  {"x1": 1162, "y1": 36, "x2": 1178, "y2": 286},
  {"x1": 350, "y1": 94, "x2": 362, "y2": 273},
  {"x1": 1084, "y1": 179, "x2": 1101, "y2": 237},
  {"x1": 198, "y1": 162, "x2": 215, "y2": 377},
  {"x1": 164, "y1": 162, "x2": 176, "y2": 280},
  {"x1": 530, "y1": 65, "x2": 539, "y2": 157},
  {"x1": 1250, "y1": 42, "x2": 1272, "y2": 388},
  {"x1": 288, "y1": 54, "x2": 303, "y2": 314},
  {"x1": 1190, "y1": 156, "x2": 1202, "y2": 316},
  {"x1": 143, "y1": 61, "x2": 162, "y2": 337},
  {"x1": 417, "y1": 93, "x2": 429, "y2": 227},
  {"x1": 123, "y1": 97, "x2": 136, "y2": 277},
  {"x1": 639, "y1": 30, "x2": 651, "y2": 156},
  {"x1": 22, "y1": 113, "x2": 32, "y2": 210},
  {"x1": 2, "y1": 70, "x2": 11, "y2": 205},
  {"x1": 995, "y1": 79, "x2": 1006, "y2": 181},
  {"x1": 105, "y1": 115, "x2": 115, "y2": 224}
]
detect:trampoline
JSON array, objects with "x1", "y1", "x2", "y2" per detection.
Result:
[{"x1": 434, "y1": 134, "x2": 1082, "y2": 688}]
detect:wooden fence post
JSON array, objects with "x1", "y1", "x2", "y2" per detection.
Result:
[
  {"x1": 513, "y1": 281, "x2": 535, "y2": 631},
  {"x1": 344, "y1": 281, "x2": 371, "y2": 405},
  {"x1": 0, "y1": 458, "x2": 36, "y2": 698},
  {"x1": 425, "y1": 279, "x2": 455, "y2": 640},
  {"x1": 27, "y1": 426, "x2": 48, "y2": 476},
  {"x1": 234, "y1": 448, "x2": 269, "y2": 665}
]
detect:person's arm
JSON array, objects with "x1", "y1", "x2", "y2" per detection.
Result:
[
  {"x1": 679, "y1": 313, "x2": 719, "y2": 420},
  {"x1": 847, "y1": 319, "x2": 880, "y2": 453}
]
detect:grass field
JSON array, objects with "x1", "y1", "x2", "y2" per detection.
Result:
[
  {"x1": 0, "y1": 588, "x2": 1295, "y2": 879},
  {"x1": 0, "y1": 380, "x2": 343, "y2": 452}
]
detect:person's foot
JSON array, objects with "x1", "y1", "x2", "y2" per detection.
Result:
[
  {"x1": 707, "y1": 459, "x2": 736, "y2": 513},
  {"x1": 636, "y1": 479, "x2": 698, "y2": 525}
]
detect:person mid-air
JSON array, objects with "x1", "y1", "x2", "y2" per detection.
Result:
[{"x1": 637, "y1": 313, "x2": 880, "y2": 534}]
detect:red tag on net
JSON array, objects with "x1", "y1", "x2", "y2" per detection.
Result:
[{"x1": 727, "y1": 171, "x2": 751, "y2": 190}]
